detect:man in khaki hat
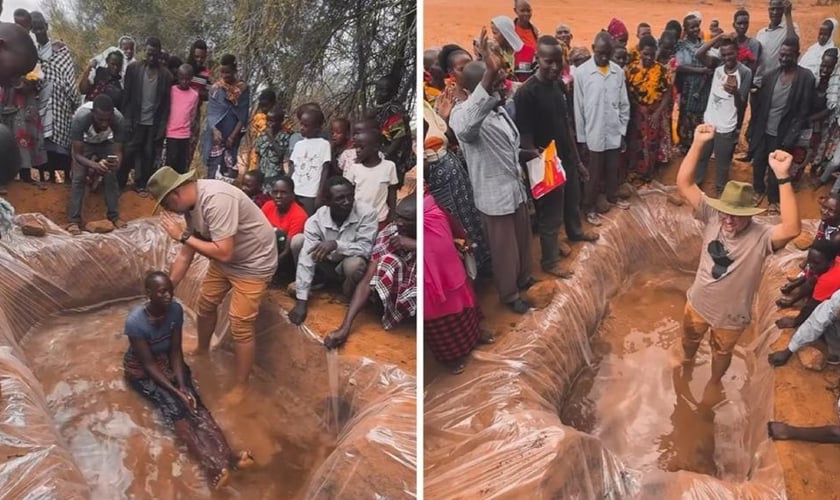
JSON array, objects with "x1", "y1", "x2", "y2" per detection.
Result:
[
  {"x1": 148, "y1": 166, "x2": 277, "y2": 404},
  {"x1": 676, "y1": 123, "x2": 801, "y2": 386}
]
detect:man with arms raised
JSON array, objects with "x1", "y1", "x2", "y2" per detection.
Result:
[
  {"x1": 148, "y1": 166, "x2": 277, "y2": 404},
  {"x1": 677, "y1": 123, "x2": 800, "y2": 391}
]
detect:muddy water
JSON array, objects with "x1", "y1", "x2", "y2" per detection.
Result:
[
  {"x1": 561, "y1": 268, "x2": 752, "y2": 482},
  {"x1": 21, "y1": 300, "x2": 336, "y2": 499}
]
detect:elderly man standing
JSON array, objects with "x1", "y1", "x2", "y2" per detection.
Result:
[
  {"x1": 148, "y1": 166, "x2": 277, "y2": 404},
  {"x1": 450, "y1": 28, "x2": 535, "y2": 314},
  {"x1": 677, "y1": 123, "x2": 800, "y2": 388},
  {"x1": 574, "y1": 31, "x2": 631, "y2": 226}
]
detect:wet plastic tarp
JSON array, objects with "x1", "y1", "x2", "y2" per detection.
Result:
[
  {"x1": 0, "y1": 215, "x2": 415, "y2": 499},
  {"x1": 424, "y1": 184, "x2": 789, "y2": 499}
]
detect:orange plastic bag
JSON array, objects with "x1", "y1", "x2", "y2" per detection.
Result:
[{"x1": 527, "y1": 140, "x2": 566, "y2": 199}]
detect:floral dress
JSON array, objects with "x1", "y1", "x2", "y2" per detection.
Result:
[
  {"x1": 625, "y1": 60, "x2": 672, "y2": 179},
  {"x1": 0, "y1": 82, "x2": 46, "y2": 170},
  {"x1": 254, "y1": 130, "x2": 290, "y2": 192}
]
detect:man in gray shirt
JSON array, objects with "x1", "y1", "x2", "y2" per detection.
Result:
[
  {"x1": 149, "y1": 166, "x2": 278, "y2": 405},
  {"x1": 288, "y1": 176, "x2": 379, "y2": 326},
  {"x1": 449, "y1": 29, "x2": 535, "y2": 314}
]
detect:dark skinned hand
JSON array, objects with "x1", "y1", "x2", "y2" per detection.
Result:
[
  {"x1": 389, "y1": 234, "x2": 416, "y2": 252},
  {"x1": 310, "y1": 240, "x2": 338, "y2": 262},
  {"x1": 578, "y1": 162, "x2": 590, "y2": 182},
  {"x1": 519, "y1": 148, "x2": 540, "y2": 163},
  {"x1": 289, "y1": 301, "x2": 308, "y2": 325},
  {"x1": 324, "y1": 327, "x2": 350, "y2": 350},
  {"x1": 723, "y1": 82, "x2": 738, "y2": 96}
]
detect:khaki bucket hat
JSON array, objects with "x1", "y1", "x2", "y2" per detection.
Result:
[
  {"x1": 147, "y1": 166, "x2": 196, "y2": 211},
  {"x1": 706, "y1": 181, "x2": 767, "y2": 216}
]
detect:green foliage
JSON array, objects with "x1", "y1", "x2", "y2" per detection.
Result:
[{"x1": 42, "y1": 0, "x2": 415, "y2": 119}]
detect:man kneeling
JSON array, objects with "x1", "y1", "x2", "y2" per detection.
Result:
[
  {"x1": 66, "y1": 94, "x2": 126, "y2": 235},
  {"x1": 324, "y1": 193, "x2": 417, "y2": 349},
  {"x1": 288, "y1": 176, "x2": 378, "y2": 326}
]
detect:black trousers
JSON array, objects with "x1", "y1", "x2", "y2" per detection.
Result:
[
  {"x1": 164, "y1": 138, "x2": 191, "y2": 174},
  {"x1": 752, "y1": 133, "x2": 784, "y2": 204},
  {"x1": 562, "y1": 159, "x2": 584, "y2": 239},
  {"x1": 533, "y1": 186, "x2": 565, "y2": 270},
  {"x1": 120, "y1": 125, "x2": 161, "y2": 189}
]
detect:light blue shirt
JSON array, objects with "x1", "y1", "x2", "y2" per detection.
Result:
[
  {"x1": 788, "y1": 289, "x2": 840, "y2": 352},
  {"x1": 573, "y1": 59, "x2": 630, "y2": 152}
]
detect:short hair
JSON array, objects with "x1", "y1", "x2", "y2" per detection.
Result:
[
  {"x1": 438, "y1": 44, "x2": 470, "y2": 74},
  {"x1": 219, "y1": 53, "x2": 237, "y2": 69},
  {"x1": 537, "y1": 35, "x2": 560, "y2": 46},
  {"x1": 683, "y1": 14, "x2": 699, "y2": 29},
  {"x1": 782, "y1": 36, "x2": 800, "y2": 53},
  {"x1": 301, "y1": 107, "x2": 325, "y2": 127},
  {"x1": 825, "y1": 48, "x2": 839, "y2": 60},
  {"x1": 324, "y1": 176, "x2": 353, "y2": 196},
  {"x1": 106, "y1": 49, "x2": 124, "y2": 62},
  {"x1": 29, "y1": 11, "x2": 45, "y2": 25},
  {"x1": 295, "y1": 102, "x2": 321, "y2": 119},
  {"x1": 331, "y1": 117, "x2": 351, "y2": 131},
  {"x1": 144, "y1": 270, "x2": 171, "y2": 290},
  {"x1": 594, "y1": 31, "x2": 613, "y2": 46},
  {"x1": 638, "y1": 34, "x2": 657, "y2": 51},
  {"x1": 267, "y1": 103, "x2": 286, "y2": 120},
  {"x1": 145, "y1": 37, "x2": 162, "y2": 50},
  {"x1": 734, "y1": 9, "x2": 750, "y2": 20},
  {"x1": 244, "y1": 169, "x2": 265, "y2": 183},
  {"x1": 13, "y1": 8, "x2": 29, "y2": 19},
  {"x1": 665, "y1": 19, "x2": 682, "y2": 38},
  {"x1": 637, "y1": 22, "x2": 651, "y2": 31},
  {"x1": 271, "y1": 174, "x2": 295, "y2": 193},
  {"x1": 119, "y1": 36, "x2": 135, "y2": 47},
  {"x1": 660, "y1": 30, "x2": 677, "y2": 44},
  {"x1": 259, "y1": 89, "x2": 277, "y2": 103},
  {"x1": 811, "y1": 238, "x2": 840, "y2": 261},
  {"x1": 191, "y1": 39, "x2": 207, "y2": 52},
  {"x1": 718, "y1": 36, "x2": 738, "y2": 50},
  {"x1": 92, "y1": 94, "x2": 114, "y2": 113}
]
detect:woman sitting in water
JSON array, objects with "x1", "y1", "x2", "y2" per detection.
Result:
[{"x1": 123, "y1": 271, "x2": 253, "y2": 490}]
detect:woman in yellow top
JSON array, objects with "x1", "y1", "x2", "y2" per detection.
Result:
[{"x1": 625, "y1": 35, "x2": 673, "y2": 182}]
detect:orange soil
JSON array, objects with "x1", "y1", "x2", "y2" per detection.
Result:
[
  {"x1": 2, "y1": 179, "x2": 416, "y2": 374},
  {"x1": 425, "y1": 0, "x2": 840, "y2": 497}
]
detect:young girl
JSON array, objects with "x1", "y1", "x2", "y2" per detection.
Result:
[
  {"x1": 289, "y1": 108, "x2": 331, "y2": 215},
  {"x1": 329, "y1": 117, "x2": 353, "y2": 175},
  {"x1": 203, "y1": 54, "x2": 250, "y2": 181},
  {"x1": 123, "y1": 272, "x2": 253, "y2": 490},
  {"x1": 254, "y1": 104, "x2": 290, "y2": 192}
]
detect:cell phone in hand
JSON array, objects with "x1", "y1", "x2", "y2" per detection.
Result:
[
  {"x1": 107, "y1": 155, "x2": 118, "y2": 162},
  {"x1": 726, "y1": 74, "x2": 736, "y2": 87}
]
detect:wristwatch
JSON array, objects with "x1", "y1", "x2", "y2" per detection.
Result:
[
  {"x1": 179, "y1": 230, "x2": 192, "y2": 244},
  {"x1": 777, "y1": 176, "x2": 792, "y2": 185}
]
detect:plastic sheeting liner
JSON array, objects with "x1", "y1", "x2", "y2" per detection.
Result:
[
  {"x1": 424, "y1": 184, "x2": 789, "y2": 499},
  {"x1": 0, "y1": 214, "x2": 415, "y2": 499}
]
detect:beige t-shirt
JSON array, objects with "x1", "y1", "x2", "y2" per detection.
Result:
[
  {"x1": 343, "y1": 159, "x2": 399, "y2": 222},
  {"x1": 686, "y1": 196, "x2": 775, "y2": 329},
  {"x1": 185, "y1": 180, "x2": 278, "y2": 278}
]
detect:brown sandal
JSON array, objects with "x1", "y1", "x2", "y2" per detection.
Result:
[
  {"x1": 231, "y1": 450, "x2": 255, "y2": 471},
  {"x1": 65, "y1": 223, "x2": 82, "y2": 235}
]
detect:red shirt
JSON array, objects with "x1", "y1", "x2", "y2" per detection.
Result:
[
  {"x1": 261, "y1": 200, "x2": 308, "y2": 238},
  {"x1": 814, "y1": 258, "x2": 840, "y2": 301}
]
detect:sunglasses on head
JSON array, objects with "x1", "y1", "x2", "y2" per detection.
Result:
[{"x1": 707, "y1": 239, "x2": 734, "y2": 280}]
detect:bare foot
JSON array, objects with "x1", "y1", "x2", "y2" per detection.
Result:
[
  {"x1": 776, "y1": 297, "x2": 795, "y2": 309},
  {"x1": 211, "y1": 467, "x2": 230, "y2": 490},
  {"x1": 478, "y1": 330, "x2": 495, "y2": 344},
  {"x1": 222, "y1": 385, "x2": 249, "y2": 406},
  {"x1": 444, "y1": 358, "x2": 466, "y2": 374},
  {"x1": 231, "y1": 450, "x2": 255, "y2": 470}
]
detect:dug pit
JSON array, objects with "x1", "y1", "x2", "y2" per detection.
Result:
[
  {"x1": 424, "y1": 186, "x2": 793, "y2": 498},
  {"x1": 0, "y1": 216, "x2": 415, "y2": 499}
]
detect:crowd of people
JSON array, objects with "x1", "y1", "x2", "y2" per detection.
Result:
[
  {"x1": 0, "y1": 6, "x2": 416, "y2": 490},
  {"x1": 422, "y1": 0, "x2": 840, "y2": 449}
]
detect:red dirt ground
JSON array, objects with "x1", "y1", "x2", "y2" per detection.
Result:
[
  {"x1": 2, "y1": 177, "x2": 416, "y2": 375},
  {"x1": 425, "y1": 0, "x2": 840, "y2": 497}
]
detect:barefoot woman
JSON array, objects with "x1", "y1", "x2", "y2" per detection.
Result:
[{"x1": 124, "y1": 272, "x2": 253, "y2": 489}]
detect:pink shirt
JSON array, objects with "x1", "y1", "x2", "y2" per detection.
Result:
[{"x1": 166, "y1": 86, "x2": 199, "y2": 139}]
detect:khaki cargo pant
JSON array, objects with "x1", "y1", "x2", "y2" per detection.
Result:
[
  {"x1": 197, "y1": 262, "x2": 269, "y2": 343},
  {"x1": 683, "y1": 302, "x2": 744, "y2": 356}
]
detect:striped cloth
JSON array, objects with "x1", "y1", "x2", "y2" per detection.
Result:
[{"x1": 370, "y1": 224, "x2": 417, "y2": 330}]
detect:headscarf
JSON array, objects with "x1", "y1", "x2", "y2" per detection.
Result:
[
  {"x1": 87, "y1": 46, "x2": 121, "y2": 84},
  {"x1": 800, "y1": 18, "x2": 839, "y2": 78},
  {"x1": 607, "y1": 18, "x2": 628, "y2": 39}
]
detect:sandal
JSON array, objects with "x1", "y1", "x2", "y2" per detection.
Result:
[{"x1": 65, "y1": 223, "x2": 82, "y2": 236}]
